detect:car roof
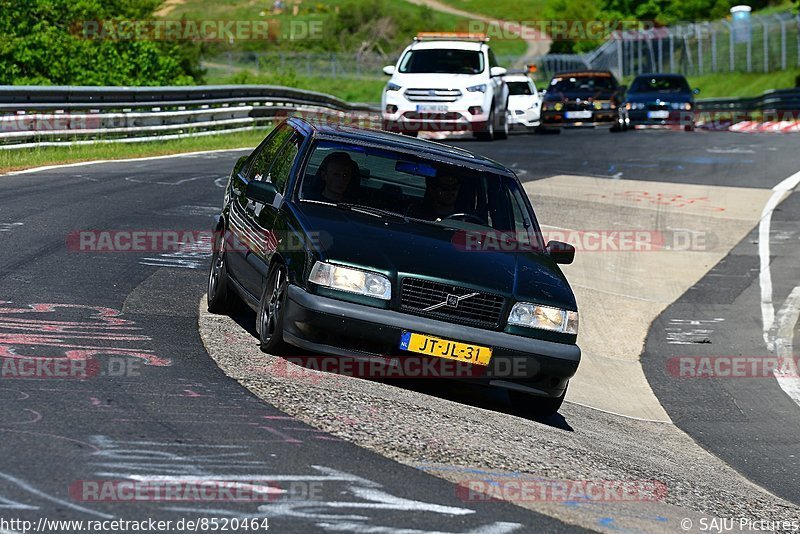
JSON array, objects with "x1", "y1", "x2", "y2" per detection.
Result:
[
  {"x1": 503, "y1": 74, "x2": 533, "y2": 83},
  {"x1": 633, "y1": 73, "x2": 687, "y2": 79},
  {"x1": 409, "y1": 40, "x2": 485, "y2": 52},
  {"x1": 287, "y1": 118, "x2": 513, "y2": 176},
  {"x1": 552, "y1": 70, "x2": 614, "y2": 78}
]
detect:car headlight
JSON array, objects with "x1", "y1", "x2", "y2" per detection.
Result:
[
  {"x1": 508, "y1": 302, "x2": 578, "y2": 334},
  {"x1": 594, "y1": 101, "x2": 611, "y2": 110},
  {"x1": 467, "y1": 84, "x2": 487, "y2": 93},
  {"x1": 683, "y1": 102, "x2": 693, "y2": 111},
  {"x1": 554, "y1": 102, "x2": 563, "y2": 111},
  {"x1": 632, "y1": 102, "x2": 645, "y2": 110},
  {"x1": 670, "y1": 102, "x2": 680, "y2": 110},
  {"x1": 386, "y1": 82, "x2": 402, "y2": 92},
  {"x1": 309, "y1": 262, "x2": 391, "y2": 300}
]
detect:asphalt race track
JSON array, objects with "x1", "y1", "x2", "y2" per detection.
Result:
[{"x1": 1, "y1": 128, "x2": 799, "y2": 532}]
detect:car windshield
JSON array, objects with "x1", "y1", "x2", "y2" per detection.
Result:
[
  {"x1": 507, "y1": 81, "x2": 533, "y2": 95},
  {"x1": 630, "y1": 76, "x2": 691, "y2": 93},
  {"x1": 398, "y1": 49, "x2": 484, "y2": 74},
  {"x1": 298, "y1": 140, "x2": 542, "y2": 246},
  {"x1": 549, "y1": 75, "x2": 616, "y2": 92}
]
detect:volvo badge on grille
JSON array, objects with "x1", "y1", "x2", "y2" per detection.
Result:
[{"x1": 422, "y1": 292, "x2": 480, "y2": 312}]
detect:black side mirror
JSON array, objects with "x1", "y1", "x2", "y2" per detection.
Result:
[
  {"x1": 546, "y1": 240, "x2": 575, "y2": 264},
  {"x1": 245, "y1": 180, "x2": 278, "y2": 205},
  {"x1": 693, "y1": 87, "x2": 701, "y2": 95}
]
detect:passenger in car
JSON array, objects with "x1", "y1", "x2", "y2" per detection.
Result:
[{"x1": 309, "y1": 152, "x2": 360, "y2": 202}]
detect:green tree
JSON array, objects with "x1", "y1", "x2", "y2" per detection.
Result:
[{"x1": 0, "y1": 0, "x2": 203, "y2": 85}]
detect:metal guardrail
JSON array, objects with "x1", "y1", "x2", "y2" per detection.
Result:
[
  {"x1": 695, "y1": 87, "x2": 800, "y2": 115},
  {"x1": 0, "y1": 85, "x2": 381, "y2": 150},
  {"x1": 2, "y1": 84, "x2": 797, "y2": 149}
]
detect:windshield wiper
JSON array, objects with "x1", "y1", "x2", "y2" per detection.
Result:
[
  {"x1": 335, "y1": 203, "x2": 464, "y2": 230},
  {"x1": 336, "y1": 203, "x2": 408, "y2": 221}
]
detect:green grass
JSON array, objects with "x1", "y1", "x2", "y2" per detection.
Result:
[
  {"x1": 164, "y1": 0, "x2": 526, "y2": 60},
  {"x1": 436, "y1": 0, "x2": 551, "y2": 21},
  {"x1": 207, "y1": 71, "x2": 387, "y2": 103},
  {"x1": 687, "y1": 69, "x2": 800, "y2": 98},
  {"x1": 0, "y1": 130, "x2": 269, "y2": 174}
]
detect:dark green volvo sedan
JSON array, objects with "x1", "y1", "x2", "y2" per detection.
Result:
[{"x1": 209, "y1": 118, "x2": 580, "y2": 416}]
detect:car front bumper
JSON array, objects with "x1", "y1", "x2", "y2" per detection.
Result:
[
  {"x1": 282, "y1": 285, "x2": 581, "y2": 398},
  {"x1": 541, "y1": 111, "x2": 618, "y2": 128},
  {"x1": 628, "y1": 110, "x2": 694, "y2": 126},
  {"x1": 507, "y1": 109, "x2": 540, "y2": 129}
]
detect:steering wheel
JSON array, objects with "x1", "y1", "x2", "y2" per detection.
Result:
[{"x1": 441, "y1": 212, "x2": 485, "y2": 224}]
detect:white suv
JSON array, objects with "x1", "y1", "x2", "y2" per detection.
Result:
[{"x1": 381, "y1": 33, "x2": 509, "y2": 141}]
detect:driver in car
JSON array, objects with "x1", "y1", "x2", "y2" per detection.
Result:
[{"x1": 408, "y1": 173, "x2": 463, "y2": 220}]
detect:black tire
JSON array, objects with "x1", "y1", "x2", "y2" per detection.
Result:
[
  {"x1": 494, "y1": 110, "x2": 509, "y2": 140},
  {"x1": 257, "y1": 264, "x2": 289, "y2": 354},
  {"x1": 207, "y1": 229, "x2": 237, "y2": 314},
  {"x1": 509, "y1": 385, "x2": 567, "y2": 418},
  {"x1": 475, "y1": 111, "x2": 495, "y2": 141},
  {"x1": 610, "y1": 112, "x2": 626, "y2": 132},
  {"x1": 684, "y1": 123, "x2": 695, "y2": 132}
]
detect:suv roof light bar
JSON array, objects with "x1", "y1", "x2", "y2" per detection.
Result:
[{"x1": 414, "y1": 32, "x2": 489, "y2": 42}]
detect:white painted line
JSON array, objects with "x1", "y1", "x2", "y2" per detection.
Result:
[
  {"x1": 773, "y1": 286, "x2": 800, "y2": 407},
  {"x1": 758, "y1": 170, "x2": 800, "y2": 348},
  {"x1": 1, "y1": 147, "x2": 254, "y2": 177},
  {"x1": 564, "y1": 400, "x2": 671, "y2": 423},
  {"x1": 0, "y1": 471, "x2": 114, "y2": 519}
]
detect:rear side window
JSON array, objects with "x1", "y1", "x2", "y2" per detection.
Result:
[
  {"x1": 248, "y1": 125, "x2": 293, "y2": 182},
  {"x1": 266, "y1": 134, "x2": 301, "y2": 195}
]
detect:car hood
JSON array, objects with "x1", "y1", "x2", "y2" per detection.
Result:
[
  {"x1": 626, "y1": 92, "x2": 693, "y2": 103},
  {"x1": 294, "y1": 203, "x2": 576, "y2": 309},
  {"x1": 390, "y1": 72, "x2": 487, "y2": 88},
  {"x1": 508, "y1": 94, "x2": 539, "y2": 110},
  {"x1": 545, "y1": 89, "x2": 618, "y2": 102}
]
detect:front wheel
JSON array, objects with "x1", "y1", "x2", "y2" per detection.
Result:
[
  {"x1": 257, "y1": 264, "x2": 289, "y2": 354},
  {"x1": 509, "y1": 385, "x2": 567, "y2": 418},
  {"x1": 494, "y1": 110, "x2": 509, "y2": 140},
  {"x1": 475, "y1": 111, "x2": 495, "y2": 141}
]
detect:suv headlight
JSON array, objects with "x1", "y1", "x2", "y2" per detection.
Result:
[
  {"x1": 309, "y1": 261, "x2": 391, "y2": 300},
  {"x1": 467, "y1": 84, "x2": 487, "y2": 93},
  {"x1": 508, "y1": 302, "x2": 578, "y2": 334},
  {"x1": 386, "y1": 82, "x2": 402, "y2": 92}
]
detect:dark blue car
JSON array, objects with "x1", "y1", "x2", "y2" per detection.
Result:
[{"x1": 624, "y1": 73, "x2": 699, "y2": 130}]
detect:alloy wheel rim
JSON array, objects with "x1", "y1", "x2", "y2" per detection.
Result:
[
  {"x1": 262, "y1": 268, "x2": 285, "y2": 342},
  {"x1": 208, "y1": 235, "x2": 224, "y2": 296}
]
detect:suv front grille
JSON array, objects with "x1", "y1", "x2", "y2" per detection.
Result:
[
  {"x1": 400, "y1": 278, "x2": 505, "y2": 328},
  {"x1": 404, "y1": 88, "x2": 463, "y2": 102}
]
